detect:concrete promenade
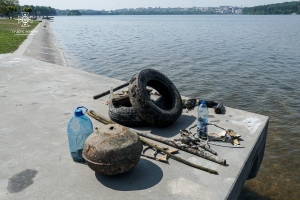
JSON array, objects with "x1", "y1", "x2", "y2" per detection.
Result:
[{"x1": 0, "y1": 20, "x2": 269, "y2": 200}]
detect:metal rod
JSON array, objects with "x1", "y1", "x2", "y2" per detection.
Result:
[
  {"x1": 93, "y1": 82, "x2": 129, "y2": 100},
  {"x1": 139, "y1": 137, "x2": 218, "y2": 174},
  {"x1": 195, "y1": 141, "x2": 218, "y2": 155},
  {"x1": 140, "y1": 154, "x2": 168, "y2": 163},
  {"x1": 87, "y1": 110, "x2": 226, "y2": 166},
  {"x1": 88, "y1": 110, "x2": 115, "y2": 125},
  {"x1": 137, "y1": 131, "x2": 226, "y2": 165}
]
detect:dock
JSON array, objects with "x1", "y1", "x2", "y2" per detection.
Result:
[{"x1": 0, "y1": 21, "x2": 269, "y2": 200}]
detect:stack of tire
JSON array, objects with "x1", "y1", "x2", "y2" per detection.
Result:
[{"x1": 109, "y1": 69, "x2": 183, "y2": 127}]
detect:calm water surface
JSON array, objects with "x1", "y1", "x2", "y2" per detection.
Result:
[{"x1": 51, "y1": 15, "x2": 300, "y2": 199}]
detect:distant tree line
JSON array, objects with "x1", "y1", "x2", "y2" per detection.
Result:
[
  {"x1": 0, "y1": 0, "x2": 19, "y2": 18},
  {"x1": 66, "y1": 10, "x2": 82, "y2": 16},
  {"x1": 0, "y1": 0, "x2": 56, "y2": 19},
  {"x1": 58, "y1": 10, "x2": 215, "y2": 16},
  {"x1": 243, "y1": 1, "x2": 300, "y2": 15},
  {"x1": 20, "y1": 5, "x2": 56, "y2": 16},
  {"x1": 57, "y1": 8, "x2": 221, "y2": 16}
]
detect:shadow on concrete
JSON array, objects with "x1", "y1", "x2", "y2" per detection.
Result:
[
  {"x1": 209, "y1": 142, "x2": 245, "y2": 149},
  {"x1": 137, "y1": 114, "x2": 197, "y2": 138},
  {"x1": 95, "y1": 158, "x2": 163, "y2": 191},
  {"x1": 238, "y1": 186, "x2": 271, "y2": 200}
]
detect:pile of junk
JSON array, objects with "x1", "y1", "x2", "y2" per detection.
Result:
[{"x1": 67, "y1": 69, "x2": 242, "y2": 176}]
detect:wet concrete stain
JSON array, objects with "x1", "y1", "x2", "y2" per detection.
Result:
[
  {"x1": 0, "y1": 95, "x2": 6, "y2": 97},
  {"x1": 16, "y1": 104, "x2": 22, "y2": 106},
  {"x1": 31, "y1": 102, "x2": 40, "y2": 105},
  {"x1": 63, "y1": 113, "x2": 71, "y2": 115},
  {"x1": 7, "y1": 169, "x2": 38, "y2": 193},
  {"x1": 0, "y1": 86, "x2": 5, "y2": 88},
  {"x1": 69, "y1": 95, "x2": 76, "y2": 97},
  {"x1": 208, "y1": 115, "x2": 215, "y2": 118}
]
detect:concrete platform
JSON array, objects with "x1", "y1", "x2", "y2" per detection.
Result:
[{"x1": 0, "y1": 23, "x2": 269, "y2": 200}]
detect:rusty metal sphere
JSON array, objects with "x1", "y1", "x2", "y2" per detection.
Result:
[{"x1": 82, "y1": 124, "x2": 142, "y2": 175}]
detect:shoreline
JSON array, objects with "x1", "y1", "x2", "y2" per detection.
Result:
[
  {"x1": 0, "y1": 18, "x2": 270, "y2": 199},
  {"x1": 49, "y1": 24, "x2": 81, "y2": 69}
]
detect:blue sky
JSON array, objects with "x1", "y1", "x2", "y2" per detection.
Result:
[{"x1": 20, "y1": 0, "x2": 289, "y2": 10}]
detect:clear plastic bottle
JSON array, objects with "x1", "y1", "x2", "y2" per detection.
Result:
[
  {"x1": 67, "y1": 106, "x2": 93, "y2": 162},
  {"x1": 197, "y1": 100, "x2": 208, "y2": 139}
]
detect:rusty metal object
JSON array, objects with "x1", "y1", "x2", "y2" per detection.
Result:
[
  {"x1": 141, "y1": 143, "x2": 179, "y2": 164},
  {"x1": 179, "y1": 128, "x2": 218, "y2": 155},
  {"x1": 139, "y1": 136, "x2": 218, "y2": 174},
  {"x1": 141, "y1": 154, "x2": 168, "y2": 163},
  {"x1": 208, "y1": 129, "x2": 241, "y2": 145},
  {"x1": 82, "y1": 125, "x2": 143, "y2": 175},
  {"x1": 87, "y1": 110, "x2": 226, "y2": 165}
]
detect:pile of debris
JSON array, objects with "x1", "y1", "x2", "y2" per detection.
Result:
[{"x1": 75, "y1": 68, "x2": 243, "y2": 176}]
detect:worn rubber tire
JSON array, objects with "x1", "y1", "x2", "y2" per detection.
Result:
[
  {"x1": 108, "y1": 96, "x2": 166, "y2": 127},
  {"x1": 128, "y1": 69, "x2": 183, "y2": 127}
]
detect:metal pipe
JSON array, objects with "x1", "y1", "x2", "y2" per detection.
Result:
[{"x1": 93, "y1": 82, "x2": 129, "y2": 100}]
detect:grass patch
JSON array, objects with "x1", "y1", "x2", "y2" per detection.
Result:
[{"x1": 0, "y1": 19, "x2": 39, "y2": 54}]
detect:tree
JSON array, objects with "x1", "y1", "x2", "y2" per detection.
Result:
[
  {"x1": 243, "y1": 1, "x2": 300, "y2": 15},
  {"x1": 66, "y1": 10, "x2": 82, "y2": 16},
  {"x1": 7, "y1": 5, "x2": 16, "y2": 18},
  {"x1": 24, "y1": 6, "x2": 32, "y2": 13},
  {"x1": 0, "y1": 0, "x2": 19, "y2": 19}
]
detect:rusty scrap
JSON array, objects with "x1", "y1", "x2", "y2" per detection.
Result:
[
  {"x1": 87, "y1": 110, "x2": 226, "y2": 166},
  {"x1": 139, "y1": 136, "x2": 218, "y2": 174},
  {"x1": 82, "y1": 124, "x2": 143, "y2": 175}
]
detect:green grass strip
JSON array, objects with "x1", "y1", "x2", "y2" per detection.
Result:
[{"x1": 0, "y1": 19, "x2": 39, "y2": 54}]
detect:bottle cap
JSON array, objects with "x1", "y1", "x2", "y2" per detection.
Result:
[
  {"x1": 74, "y1": 106, "x2": 88, "y2": 117},
  {"x1": 201, "y1": 100, "x2": 206, "y2": 105}
]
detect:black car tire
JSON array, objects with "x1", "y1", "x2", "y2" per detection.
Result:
[
  {"x1": 108, "y1": 95, "x2": 166, "y2": 127},
  {"x1": 128, "y1": 69, "x2": 183, "y2": 127}
]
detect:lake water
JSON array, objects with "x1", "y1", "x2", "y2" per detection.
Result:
[{"x1": 51, "y1": 15, "x2": 300, "y2": 199}]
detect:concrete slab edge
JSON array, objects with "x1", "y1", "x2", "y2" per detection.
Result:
[{"x1": 226, "y1": 117, "x2": 269, "y2": 199}]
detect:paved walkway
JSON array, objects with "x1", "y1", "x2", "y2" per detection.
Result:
[{"x1": 14, "y1": 20, "x2": 66, "y2": 66}]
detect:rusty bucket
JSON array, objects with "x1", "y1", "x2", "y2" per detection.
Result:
[{"x1": 82, "y1": 124, "x2": 142, "y2": 175}]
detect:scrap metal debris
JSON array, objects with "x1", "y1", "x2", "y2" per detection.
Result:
[
  {"x1": 208, "y1": 129, "x2": 241, "y2": 145},
  {"x1": 173, "y1": 128, "x2": 218, "y2": 155},
  {"x1": 141, "y1": 143, "x2": 179, "y2": 163},
  {"x1": 175, "y1": 123, "x2": 242, "y2": 157}
]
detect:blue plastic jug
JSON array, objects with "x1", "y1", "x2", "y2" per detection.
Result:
[{"x1": 67, "y1": 106, "x2": 93, "y2": 162}]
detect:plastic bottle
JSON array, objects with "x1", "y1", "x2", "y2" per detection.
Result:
[
  {"x1": 67, "y1": 106, "x2": 93, "y2": 162},
  {"x1": 197, "y1": 100, "x2": 208, "y2": 139}
]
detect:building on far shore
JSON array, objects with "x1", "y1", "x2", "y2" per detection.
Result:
[{"x1": 56, "y1": 6, "x2": 244, "y2": 15}]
